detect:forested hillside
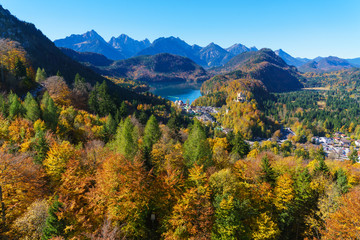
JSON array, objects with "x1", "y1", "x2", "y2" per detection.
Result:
[
  {"x1": 1, "y1": 82, "x2": 359, "y2": 239},
  {"x1": 1, "y1": 4, "x2": 360, "y2": 240},
  {"x1": 210, "y1": 48, "x2": 304, "y2": 92},
  {"x1": 61, "y1": 48, "x2": 209, "y2": 83}
]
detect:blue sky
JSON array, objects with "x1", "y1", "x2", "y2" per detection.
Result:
[{"x1": 2, "y1": 0, "x2": 360, "y2": 59}]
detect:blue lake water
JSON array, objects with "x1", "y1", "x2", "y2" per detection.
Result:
[{"x1": 150, "y1": 82, "x2": 202, "y2": 104}]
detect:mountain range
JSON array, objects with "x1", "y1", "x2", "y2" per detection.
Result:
[
  {"x1": 298, "y1": 56, "x2": 354, "y2": 73},
  {"x1": 55, "y1": 31, "x2": 360, "y2": 73},
  {"x1": 1, "y1": 2, "x2": 358, "y2": 100},
  {"x1": 54, "y1": 31, "x2": 258, "y2": 68},
  {"x1": 61, "y1": 48, "x2": 209, "y2": 83},
  {"x1": 275, "y1": 49, "x2": 359, "y2": 73}
]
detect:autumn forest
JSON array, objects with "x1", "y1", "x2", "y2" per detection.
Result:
[{"x1": 1, "y1": 3, "x2": 360, "y2": 240}]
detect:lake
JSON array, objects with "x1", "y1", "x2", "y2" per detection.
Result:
[{"x1": 150, "y1": 82, "x2": 202, "y2": 104}]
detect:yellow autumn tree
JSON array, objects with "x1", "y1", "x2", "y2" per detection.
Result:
[
  {"x1": 43, "y1": 141, "x2": 74, "y2": 183},
  {"x1": 252, "y1": 212, "x2": 280, "y2": 240},
  {"x1": 164, "y1": 165, "x2": 214, "y2": 240},
  {"x1": 274, "y1": 173, "x2": 295, "y2": 211},
  {"x1": 7, "y1": 117, "x2": 34, "y2": 152}
]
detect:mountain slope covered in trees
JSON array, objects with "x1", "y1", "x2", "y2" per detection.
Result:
[
  {"x1": 61, "y1": 48, "x2": 209, "y2": 83},
  {"x1": 0, "y1": 5, "x2": 164, "y2": 104},
  {"x1": 210, "y1": 48, "x2": 304, "y2": 92}
]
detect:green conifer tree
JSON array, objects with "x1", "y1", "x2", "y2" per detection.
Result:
[
  {"x1": 231, "y1": 132, "x2": 250, "y2": 158},
  {"x1": 35, "y1": 68, "x2": 47, "y2": 82},
  {"x1": 8, "y1": 92, "x2": 23, "y2": 119},
  {"x1": 336, "y1": 168, "x2": 349, "y2": 194},
  {"x1": 98, "y1": 81, "x2": 115, "y2": 116},
  {"x1": 88, "y1": 82, "x2": 99, "y2": 114},
  {"x1": 23, "y1": 92, "x2": 40, "y2": 122},
  {"x1": 105, "y1": 113, "x2": 117, "y2": 141},
  {"x1": 142, "y1": 115, "x2": 161, "y2": 169},
  {"x1": 88, "y1": 81, "x2": 115, "y2": 116},
  {"x1": 33, "y1": 124, "x2": 49, "y2": 165},
  {"x1": 41, "y1": 197, "x2": 65, "y2": 240},
  {"x1": 115, "y1": 117, "x2": 139, "y2": 159},
  {"x1": 314, "y1": 147, "x2": 329, "y2": 175},
  {"x1": 41, "y1": 92, "x2": 58, "y2": 130},
  {"x1": 119, "y1": 101, "x2": 128, "y2": 119},
  {"x1": 184, "y1": 120, "x2": 212, "y2": 169},
  {"x1": 260, "y1": 155, "x2": 276, "y2": 187}
]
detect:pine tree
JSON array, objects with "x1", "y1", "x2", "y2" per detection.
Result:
[
  {"x1": 293, "y1": 167, "x2": 316, "y2": 239},
  {"x1": 115, "y1": 117, "x2": 139, "y2": 159},
  {"x1": 35, "y1": 68, "x2": 47, "y2": 82},
  {"x1": 88, "y1": 81, "x2": 115, "y2": 116},
  {"x1": 138, "y1": 111, "x2": 148, "y2": 125},
  {"x1": 336, "y1": 168, "x2": 349, "y2": 194},
  {"x1": 41, "y1": 92, "x2": 58, "y2": 130},
  {"x1": 184, "y1": 120, "x2": 213, "y2": 169},
  {"x1": 33, "y1": 121, "x2": 49, "y2": 165},
  {"x1": 260, "y1": 155, "x2": 276, "y2": 187},
  {"x1": 74, "y1": 73, "x2": 85, "y2": 87},
  {"x1": 105, "y1": 113, "x2": 117, "y2": 141},
  {"x1": 314, "y1": 148, "x2": 329, "y2": 175},
  {"x1": 23, "y1": 92, "x2": 40, "y2": 122},
  {"x1": 231, "y1": 132, "x2": 250, "y2": 158},
  {"x1": 142, "y1": 115, "x2": 161, "y2": 169},
  {"x1": 8, "y1": 92, "x2": 23, "y2": 119},
  {"x1": 98, "y1": 81, "x2": 115, "y2": 116},
  {"x1": 41, "y1": 197, "x2": 65, "y2": 240},
  {"x1": 88, "y1": 82, "x2": 99, "y2": 114},
  {"x1": 119, "y1": 101, "x2": 128, "y2": 119}
]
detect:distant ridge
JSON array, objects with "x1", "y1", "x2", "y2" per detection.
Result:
[
  {"x1": 54, "y1": 30, "x2": 125, "y2": 60},
  {"x1": 54, "y1": 31, "x2": 360, "y2": 73},
  {"x1": 208, "y1": 48, "x2": 304, "y2": 92},
  {"x1": 60, "y1": 48, "x2": 209, "y2": 83},
  {"x1": 275, "y1": 49, "x2": 310, "y2": 67},
  {"x1": 108, "y1": 34, "x2": 150, "y2": 58},
  {"x1": 55, "y1": 32, "x2": 258, "y2": 68},
  {"x1": 298, "y1": 56, "x2": 354, "y2": 73}
]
